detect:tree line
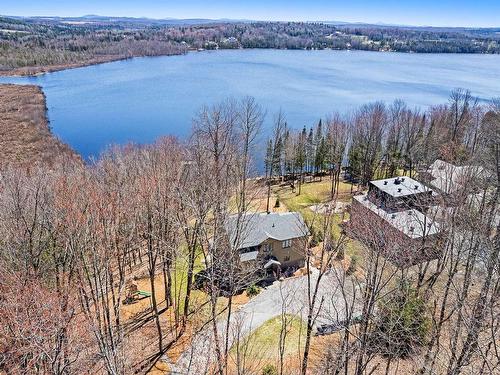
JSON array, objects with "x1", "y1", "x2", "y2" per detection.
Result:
[
  {"x1": 1, "y1": 16, "x2": 499, "y2": 72},
  {"x1": 264, "y1": 90, "x2": 496, "y2": 195}
]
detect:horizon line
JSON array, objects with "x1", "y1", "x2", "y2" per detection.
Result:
[{"x1": 3, "y1": 14, "x2": 500, "y2": 29}]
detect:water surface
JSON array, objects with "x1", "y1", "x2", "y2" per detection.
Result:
[{"x1": 2, "y1": 50, "x2": 500, "y2": 158}]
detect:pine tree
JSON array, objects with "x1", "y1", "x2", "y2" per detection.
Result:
[
  {"x1": 306, "y1": 127, "x2": 314, "y2": 173},
  {"x1": 272, "y1": 135, "x2": 283, "y2": 177},
  {"x1": 314, "y1": 136, "x2": 327, "y2": 176},
  {"x1": 265, "y1": 138, "x2": 273, "y2": 178},
  {"x1": 294, "y1": 127, "x2": 307, "y2": 195}
]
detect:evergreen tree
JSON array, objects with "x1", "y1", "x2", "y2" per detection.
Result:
[
  {"x1": 306, "y1": 127, "x2": 314, "y2": 173},
  {"x1": 283, "y1": 127, "x2": 293, "y2": 176},
  {"x1": 314, "y1": 136, "x2": 327, "y2": 174},
  {"x1": 272, "y1": 135, "x2": 283, "y2": 177},
  {"x1": 294, "y1": 127, "x2": 307, "y2": 194},
  {"x1": 315, "y1": 119, "x2": 323, "y2": 146},
  {"x1": 371, "y1": 281, "x2": 430, "y2": 359},
  {"x1": 265, "y1": 138, "x2": 274, "y2": 178}
]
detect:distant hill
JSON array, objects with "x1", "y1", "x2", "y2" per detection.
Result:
[
  {"x1": 4, "y1": 14, "x2": 252, "y2": 26},
  {"x1": 5, "y1": 14, "x2": 499, "y2": 30}
]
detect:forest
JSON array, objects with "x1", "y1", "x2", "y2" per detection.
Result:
[
  {"x1": 1, "y1": 16, "x2": 499, "y2": 74},
  {"x1": 0, "y1": 90, "x2": 499, "y2": 374}
]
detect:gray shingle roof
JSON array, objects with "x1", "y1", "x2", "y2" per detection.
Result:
[
  {"x1": 427, "y1": 159, "x2": 487, "y2": 195},
  {"x1": 226, "y1": 212, "x2": 309, "y2": 250}
]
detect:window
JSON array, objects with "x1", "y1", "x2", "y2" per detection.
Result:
[
  {"x1": 282, "y1": 239, "x2": 292, "y2": 248},
  {"x1": 264, "y1": 243, "x2": 273, "y2": 252},
  {"x1": 243, "y1": 245, "x2": 264, "y2": 254},
  {"x1": 284, "y1": 256, "x2": 291, "y2": 262}
]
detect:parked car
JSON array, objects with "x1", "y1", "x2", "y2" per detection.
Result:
[{"x1": 314, "y1": 315, "x2": 363, "y2": 336}]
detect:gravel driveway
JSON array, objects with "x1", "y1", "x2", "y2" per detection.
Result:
[{"x1": 167, "y1": 266, "x2": 358, "y2": 374}]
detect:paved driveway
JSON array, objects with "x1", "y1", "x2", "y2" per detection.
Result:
[{"x1": 168, "y1": 267, "x2": 358, "y2": 374}]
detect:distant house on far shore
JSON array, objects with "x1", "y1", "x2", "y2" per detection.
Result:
[{"x1": 225, "y1": 212, "x2": 309, "y2": 272}]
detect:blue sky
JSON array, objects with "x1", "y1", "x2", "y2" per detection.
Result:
[{"x1": 2, "y1": 1, "x2": 500, "y2": 27}]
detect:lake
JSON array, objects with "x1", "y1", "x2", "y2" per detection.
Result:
[{"x1": 2, "y1": 49, "x2": 500, "y2": 159}]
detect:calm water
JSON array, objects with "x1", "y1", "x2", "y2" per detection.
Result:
[{"x1": 2, "y1": 49, "x2": 500, "y2": 159}]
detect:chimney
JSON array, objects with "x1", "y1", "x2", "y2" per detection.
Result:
[
  {"x1": 398, "y1": 188, "x2": 402, "y2": 192},
  {"x1": 394, "y1": 178, "x2": 401, "y2": 185},
  {"x1": 391, "y1": 214, "x2": 396, "y2": 219},
  {"x1": 384, "y1": 180, "x2": 388, "y2": 185},
  {"x1": 414, "y1": 185, "x2": 419, "y2": 189},
  {"x1": 409, "y1": 226, "x2": 415, "y2": 232}
]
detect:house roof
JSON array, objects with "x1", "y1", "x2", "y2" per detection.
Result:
[
  {"x1": 427, "y1": 159, "x2": 487, "y2": 195},
  {"x1": 354, "y1": 194, "x2": 440, "y2": 239},
  {"x1": 370, "y1": 176, "x2": 431, "y2": 198},
  {"x1": 226, "y1": 212, "x2": 309, "y2": 250}
]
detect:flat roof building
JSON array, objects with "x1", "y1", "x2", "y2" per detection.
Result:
[
  {"x1": 349, "y1": 177, "x2": 442, "y2": 267},
  {"x1": 353, "y1": 195, "x2": 440, "y2": 240},
  {"x1": 369, "y1": 176, "x2": 430, "y2": 198}
]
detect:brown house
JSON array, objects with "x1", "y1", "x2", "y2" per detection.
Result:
[
  {"x1": 349, "y1": 177, "x2": 442, "y2": 268},
  {"x1": 226, "y1": 212, "x2": 309, "y2": 271}
]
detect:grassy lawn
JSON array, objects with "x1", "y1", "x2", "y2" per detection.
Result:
[
  {"x1": 274, "y1": 178, "x2": 353, "y2": 211},
  {"x1": 273, "y1": 177, "x2": 366, "y2": 264},
  {"x1": 273, "y1": 177, "x2": 351, "y2": 237},
  {"x1": 230, "y1": 315, "x2": 306, "y2": 361},
  {"x1": 170, "y1": 246, "x2": 206, "y2": 315}
]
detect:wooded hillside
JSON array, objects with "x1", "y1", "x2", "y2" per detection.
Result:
[{"x1": 1, "y1": 16, "x2": 499, "y2": 75}]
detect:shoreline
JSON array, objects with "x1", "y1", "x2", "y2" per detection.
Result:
[
  {"x1": 0, "y1": 83, "x2": 82, "y2": 167},
  {"x1": 0, "y1": 53, "x2": 186, "y2": 77},
  {"x1": 1, "y1": 47, "x2": 498, "y2": 78}
]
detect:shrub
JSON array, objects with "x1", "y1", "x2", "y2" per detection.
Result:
[
  {"x1": 309, "y1": 227, "x2": 324, "y2": 248},
  {"x1": 346, "y1": 255, "x2": 358, "y2": 275},
  {"x1": 371, "y1": 280, "x2": 430, "y2": 358},
  {"x1": 335, "y1": 247, "x2": 345, "y2": 260},
  {"x1": 315, "y1": 229, "x2": 324, "y2": 242},
  {"x1": 246, "y1": 284, "x2": 261, "y2": 297},
  {"x1": 262, "y1": 364, "x2": 278, "y2": 375}
]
